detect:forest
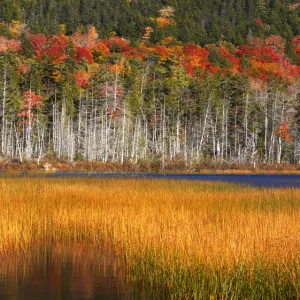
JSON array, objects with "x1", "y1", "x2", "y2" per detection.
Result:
[
  {"x1": 0, "y1": 6, "x2": 299, "y2": 167},
  {"x1": 0, "y1": 0, "x2": 299, "y2": 46}
]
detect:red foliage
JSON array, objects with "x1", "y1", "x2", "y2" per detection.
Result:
[
  {"x1": 275, "y1": 122, "x2": 291, "y2": 142},
  {"x1": 22, "y1": 90, "x2": 42, "y2": 109},
  {"x1": 3, "y1": 27, "x2": 299, "y2": 91},
  {"x1": 238, "y1": 46, "x2": 281, "y2": 63},
  {"x1": 29, "y1": 34, "x2": 47, "y2": 54},
  {"x1": 30, "y1": 34, "x2": 68, "y2": 64},
  {"x1": 219, "y1": 46, "x2": 241, "y2": 72},
  {"x1": 236, "y1": 41, "x2": 299, "y2": 83},
  {"x1": 18, "y1": 91, "x2": 43, "y2": 123},
  {"x1": 45, "y1": 35, "x2": 68, "y2": 64},
  {"x1": 75, "y1": 46, "x2": 93, "y2": 64},
  {"x1": 182, "y1": 45, "x2": 210, "y2": 76},
  {"x1": 183, "y1": 45, "x2": 209, "y2": 58},
  {"x1": 102, "y1": 37, "x2": 133, "y2": 53},
  {"x1": 256, "y1": 18, "x2": 263, "y2": 27}
]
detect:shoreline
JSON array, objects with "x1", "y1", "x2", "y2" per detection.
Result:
[{"x1": 1, "y1": 160, "x2": 300, "y2": 174}]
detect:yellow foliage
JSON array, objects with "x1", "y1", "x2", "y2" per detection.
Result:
[
  {"x1": 110, "y1": 62, "x2": 126, "y2": 74},
  {"x1": 58, "y1": 24, "x2": 67, "y2": 34},
  {"x1": 9, "y1": 20, "x2": 21, "y2": 37}
]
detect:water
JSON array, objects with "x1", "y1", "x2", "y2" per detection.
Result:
[
  {"x1": 40, "y1": 172, "x2": 300, "y2": 188},
  {"x1": 0, "y1": 245, "x2": 141, "y2": 300}
]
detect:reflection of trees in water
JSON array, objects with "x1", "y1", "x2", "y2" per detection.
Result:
[{"x1": 0, "y1": 244, "x2": 127, "y2": 299}]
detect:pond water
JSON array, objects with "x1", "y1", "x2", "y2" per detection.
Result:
[
  {"x1": 42, "y1": 172, "x2": 300, "y2": 188},
  {"x1": 0, "y1": 245, "x2": 142, "y2": 300}
]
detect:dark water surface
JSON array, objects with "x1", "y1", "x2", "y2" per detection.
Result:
[
  {"x1": 0, "y1": 245, "x2": 141, "y2": 300},
  {"x1": 42, "y1": 172, "x2": 300, "y2": 188}
]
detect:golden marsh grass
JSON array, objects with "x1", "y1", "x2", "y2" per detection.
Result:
[{"x1": 0, "y1": 177, "x2": 300, "y2": 298}]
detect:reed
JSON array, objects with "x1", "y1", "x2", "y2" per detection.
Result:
[{"x1": 0, "y1": 177, "x2": 300, "y2": 298}]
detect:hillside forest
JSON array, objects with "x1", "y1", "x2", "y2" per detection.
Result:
[{"x1": 0, "y1": 4, "x2": 299, "y2": 167}]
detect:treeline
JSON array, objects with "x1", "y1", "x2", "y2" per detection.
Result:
[
  {"x1": 0, "y1": 0, "x2": 299, "y2": 46},
  {"x1": 0, "y1": 23, "x2": 299, "y2": 166}
]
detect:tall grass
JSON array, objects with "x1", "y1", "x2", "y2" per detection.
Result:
[{"x1": 0, "y1": 177, "x2": 300, "y2": 298}]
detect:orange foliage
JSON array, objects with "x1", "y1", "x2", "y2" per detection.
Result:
[
  {"x1": 109, "y1": 62, "x2": 126, "y2": 74},
  {"x1": 236, "y1": 42, "x2": 300, "y2": 83},
  {"x1": 92, "y1": 41, "x2": 110, "y2": 57},
  {"x1": 1, "y1": 24, "x2": 298, "y2": 92},
  {"x1": 161, "y1": 36, "x2": 175, "y2": 46},
  {"x1": 275, "y1": 122, "x2": 291, "y2": 142},
  {"x1": 75, "y1": 70, "x2": 90, "y2": 89},
  {"x1": 157, "y1": 17, "x2": 171, "y2": 28},
  {"x1": 143, "y1": 27, "x2": 154, "y2": 39}
]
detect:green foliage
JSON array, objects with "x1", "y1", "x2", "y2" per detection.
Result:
[
  {"x1": 1, "y1": 0, "x2": 299, "y2": 45},
  {"x1": 0, "y1": 52, "x2": 22, "y2": 112}
]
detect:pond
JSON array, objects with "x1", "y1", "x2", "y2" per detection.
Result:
[{"x1": 41, "y1": 172, "x2": 300, "y2": 188}]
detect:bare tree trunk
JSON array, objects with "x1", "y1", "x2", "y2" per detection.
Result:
[
  {"x1": 1, "y1": 67, "x2": 7, "y2": 154},
  {"x1": 121, "y1": 99, "x2": 126, "y2": 163},
  {"x1": 199, "y1": 100, "x2": 210, "y2": 153},
  {"x1": 162, "y1": 102, "x2": 166, "y2": 170}
]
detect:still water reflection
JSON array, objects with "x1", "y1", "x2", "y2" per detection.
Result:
[{"x1": 0, "y1": 245, "x2": 140, "y2": 300}]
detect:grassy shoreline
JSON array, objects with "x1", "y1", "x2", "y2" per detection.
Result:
[
  {"x1": 1, "y1": 178, "x2": 300, "y2": 298},
  {"x1": 1, "y1": 160, "x2": 300, "y2": 174}
]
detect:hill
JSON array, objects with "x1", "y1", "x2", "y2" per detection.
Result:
[{"x1": 1, "y1": 0, "x2": 299, "y2": 45}]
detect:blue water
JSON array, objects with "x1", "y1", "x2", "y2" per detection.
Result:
[{"x1": 41, "y1": 172, "x2": 300, "y2": 188}]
